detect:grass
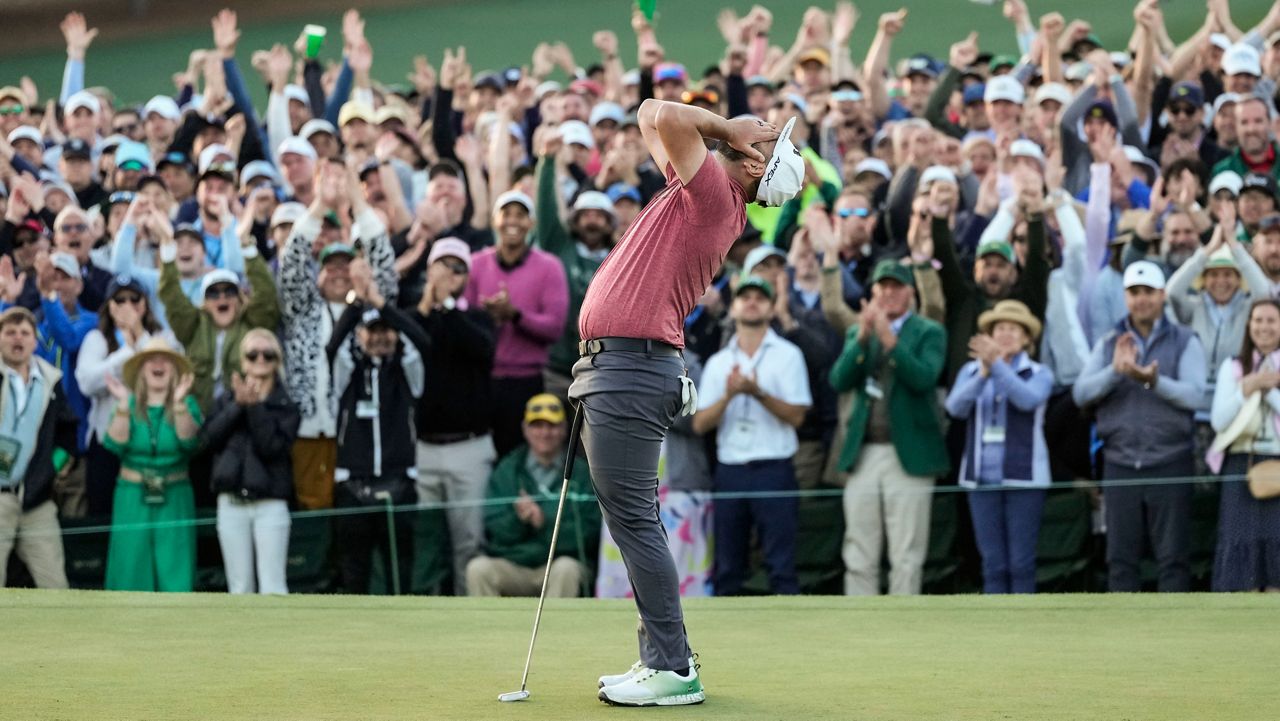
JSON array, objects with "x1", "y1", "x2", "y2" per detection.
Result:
[{"x1": 3, "y1": 591, "x2": 1277, "y2": 720}]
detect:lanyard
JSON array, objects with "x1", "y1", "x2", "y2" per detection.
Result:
[{"x1": 7, "y1": 375, "x2": 33, "y2": 434}]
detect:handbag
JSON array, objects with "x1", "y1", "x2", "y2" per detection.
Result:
[{"x1": 1247, "y1": 459, "x2": 1280, "y2": 500}]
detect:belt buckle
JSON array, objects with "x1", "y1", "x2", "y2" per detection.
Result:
[{"x1": 580, "y1": 339, "x2": 604, "y2": 356}]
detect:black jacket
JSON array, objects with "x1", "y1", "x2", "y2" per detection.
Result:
[
  {"x1": 14, "y1": 359, "x2": 79, "y2": 511},
  {"x1": 328, "y1": 302, "x2": 431, "y2": 479},
  {"x1": 414, "y1": 305, "x2": 495, "y2": 438},
  {"x1": 199, "y1": 383, "x2": 301, "y2": 502}
]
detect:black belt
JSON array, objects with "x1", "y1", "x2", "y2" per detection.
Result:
[
  {"x1": 579, "y1": 337, "x2": 682, "y2": 358},
  {"x1": 419, "y1": 431, "x2": 484, "y2": 445}
]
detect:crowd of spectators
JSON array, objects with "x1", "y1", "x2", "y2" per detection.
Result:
[{"x1": 2, "y1": 0, "x2": 1279, "y2": 596}]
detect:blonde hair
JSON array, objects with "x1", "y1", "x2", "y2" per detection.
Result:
[
  {"x1": 130, "y1": 356, "x2": 178, "y2": 426},
  {"x1": 240, "y1": 328, "x2": 286, "y2": 381}
]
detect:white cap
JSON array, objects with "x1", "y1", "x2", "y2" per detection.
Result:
[
  {"x1": 1123, "y1": 260, "x2": 1166, "y2": 290},
  {"x1": 743, "y1": 245, "x2": 786, "y2": 274},
  {"x1": 1210, "y1": 33, "x2": 1233, "y2": 51},
  {"x1": 1213, "y1": 92, "x2": 1242, "y2": 116},
  {"x1": 143, "y1": 95, "x2": 181, "y2": 121},
  {"x1": 283, "y1": 85, "x2": 310, "y2": 105},
  {"x1": 1010, "y1": 139, "x2": 1046, "y2": 166},
  {"x1": 1223, "y1": 43, "x2": 1262, "y2": 77},
  {"x1": 7, "y1": 125, "x2": 41, "y2": 146},
  {"x1": 270, "y1": 201, "x2": 307, "y2": 228},
  {"x1": 199, "y1": 269, "x2": 242, "y2": 298},
  {"x1": 918, "y1": 165, "x2": 958, "y2": 188},
  {"x1": 757, "y1": 116, "x2": 806, "y2": 208},
  {"x1": 621, "y1": 70, "x2": 641, "y2": 87},
  {"x1": 299, "y1": 118, "x2": 337, "y2": 139},
  {"x1": 1109, "y1": 52, "x2": 1132, "y2": 69},
  {"x1": 65, "y1": 90, "x2": 101, "y2": 116},
  {"x1": 853, "y1": 157, "x2": 892, "y2": 180},
  {"x1": 239, "y1": 160, "x2": 281, "y2": 190},
  {"x1": 535, "y1": 80, "x2": 562, "y2": 99},
  {"x1": 198, "y1": 143, "x2": 234, "y2": 174},
  {"x1": 1034, "y1": 82, "x2": 1072, "y2": 107},
  {"x1": 1123, "y1": 145, "x2": 1159, "y2": 176},
  {"x1": 984, "y1": 75, "x2": 1025, "y2": 105},
  {"x1": 49, "y1": 252, "x2": 80, "y2": 278},
  {"x1": 571, "y1": 190, "x2": 616, "y2": 221},
  {"x1": 1065, "y1": 62, "x2": 1092, "y2": 82},
  {"x1": 494, "y1": 189, "x2": 535, "y2": 218},
  {"x1": 278, "y1": 135, "x2": 318, "y2": 161},
  {"x1": 589, "y1": 102, "x2": 625, "y2": 127},
  {"x1": 558, "y1": 120, "x2": 594, "y2": 149},
  {"x1": 1209, "y1": 170, "x2": 1244, "y2": 197}
]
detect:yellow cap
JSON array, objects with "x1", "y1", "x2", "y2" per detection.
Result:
[{"x1": 524, "y1": 393, "x2": 566, "y2": 425}]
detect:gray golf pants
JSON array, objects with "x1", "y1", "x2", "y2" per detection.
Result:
[{"x1": 569, "y1": 349, "x2": 690, "y2": 671}]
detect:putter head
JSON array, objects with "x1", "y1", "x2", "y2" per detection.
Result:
[{"x1": 497, "y1": 690, "x2": 530, "y2": 703}]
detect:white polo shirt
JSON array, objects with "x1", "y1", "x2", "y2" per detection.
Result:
[{"x1": 697, "y1": 328, "x2": 812, "y2": 465}]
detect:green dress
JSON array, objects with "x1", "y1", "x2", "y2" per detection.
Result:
[{"x1": 102, "y1": 395, "x2": 203, "y2": 592}]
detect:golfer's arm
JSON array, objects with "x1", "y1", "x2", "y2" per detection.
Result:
[
  {"x1": 691, "y1": 396, "x2": 730, "y2": 436},
  {"x1": 639, "y1": 99, "x2": 730, "y2": 184}
]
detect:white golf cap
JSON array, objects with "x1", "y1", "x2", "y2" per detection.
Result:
[
  {"x1": 743, "y1": 244, "x2": 786, "y2": 274},
  {"x1": 1109, "y1": 52, "x2": 1132, "y2": 69},
  {"x1": 239, "y1": 159, "x2": 281, "y2": 190},
  {"x1": 278, "y1": 135, "x2": 318, "y2": 161},
  {"x1": 1123, "y1": 145, "x2": 1159, "y2": 175},
  {"x1": 49, "y1": 252, "x2": 80, "y2": 278},
  {"x1": 558, "y1": 120, "x2": 594, "y2": 149},
  {"x1": 494, "y1": 189, "x2": 535, "y2": 218},
  {"x1": 199, "y1": 269, "x2": 242, "y2": 298},
  {"x1": 1123, "y1": 260, "x2": 1166, "y2": 290},
  {"x1": 64, "y1": 90, "x2": 100, "y2": 116},
  {"x1": 572, "y1": 190, "x2": 616, "y2": 220},
  {"x1": 984, "y1": 75, "x2": 1025, "y2": 105},
  {"x1": 535, "y1": 80, "x2": 563, "y2": 99},
  {"x1": 1065, "y1": 62, "x2": 1092, "y2": 83},
  {"x1": 270, "y1": 201, "x2": 307, "y2": 228},
  {"x1": 283, "y1": 84, "x2": 310, "y2": 105},
  {"x1": 198, "y1": 143, "x2": 234, "y2": 174},
  {"x1": 1210, "y1": 33, "x2": 1232, "y2": 51},
  {"x1": 621, "y1": 70, "x2": 641, "y2": 87},
  {"x1": 854, "y1": 157, "x2": 892, "y2": 180},
  {"x1": 1010, "y1": 139, "x2": 1046, "y2": 166},
  {"x1": 143, "y1": 95, "x2": 181, "y2": 121},
  {"x1": 918, "y1": 165, "x2": 958, "y2": 188},
  {"x1": 7, "y1": 125, "x2": 41, "y2": 146},
  {"x1": 1209, "y1": 171, "x2": 1244, "y2": 197},
  {"x1": 300, "y1": 118, "x2": 337, "y2": 139},
  {"x1": 1223, "y1": 43, "x2": 1262, "y2": 77},
  {"x1": 1034, "y1": 82, "x2": 1072, "y2": 107},
  {"x1": 589, "y1": 101, "x2": 625, "y2": 128},
  {"x1": 757, "y1": 116, "x2": 806, "y2": 208}
]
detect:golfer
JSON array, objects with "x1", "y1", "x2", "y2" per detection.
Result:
[{"x1": 572, "y1": 97, "x2": 805, "y2": 707}]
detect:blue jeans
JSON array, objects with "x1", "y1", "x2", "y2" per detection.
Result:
[
  {"x1": 713, "y1": 458, "x2": 800, "y2": 595},
  {"x1": 967, "y1": 487, "x2": 1047, "y2": 594}
]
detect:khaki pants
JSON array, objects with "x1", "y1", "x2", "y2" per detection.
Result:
[
  {"x1": 842, "y1": 443, "x2": 934, "y2": 596},
  {"x1": 416, "y1": 434, "x2": 497, "y2": 595},
  {"x1": 465, "y1": 555, "x2": 586, "y2": 597},
  {"x1": 292, "y1": 437, "x2": 337, "y2": 510},
  {"x1": 0, "y1": 496, "x2": 69, "y2": 589},
  {"x1": 794, "y1": 439, "x2": 829, "y2": 490}
]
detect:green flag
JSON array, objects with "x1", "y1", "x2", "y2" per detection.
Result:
[{"x1": 638, "y1": 0, "x2": 656, "y2": 21}]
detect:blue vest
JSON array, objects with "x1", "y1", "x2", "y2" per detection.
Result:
[
  {"x1": 1095, "y1": 319, "x2": 1195, "y2": 469},
  {"x1": 960, "y1": 364, "x2": 1038, "y2": 484}
]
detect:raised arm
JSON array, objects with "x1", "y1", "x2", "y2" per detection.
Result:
[
  {"x1": 637, "y1": 98, "x2": 777, "y2": 186},
  {"x1": 863, "y1": 10, "x2": 907, "y2": 121}
]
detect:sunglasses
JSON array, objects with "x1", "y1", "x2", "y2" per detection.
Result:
[
  {"x1": 59, "y1": 223, "x2": 89, "y2": 234},
  {"x1": 0, "y1": 104, "x2": 24, "y2": 116},
  {"x1": 442, "y1": 258, "x2": 468, "y2": 275},
  {"x1": 1167, "y1": 104, "x2": 1198, "y2": 117},
  {"x1": 837, "y1": 207, "x2": 871, "y2": 219},
  {"x1": 112, "y1": 293, "x2": 143, "y2": 305},
  {"x1": 114, "y1": 122, "x2": 139, "y2": 134},
  {"x1": 205, "y1": 285, "x2": 239, "y2": 300},
  {"x1": 244, "y1": 349, "x2": 279, "y2": 362},
  {"x1": 681, "y1": 90, "x2": 720, "y2": 105}
]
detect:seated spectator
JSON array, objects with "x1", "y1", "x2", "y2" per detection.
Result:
[
  {"x1": 0, "y1": 307, "x2": 77, "y2": 589},
  {"x1": 945, "y1": 301, "x2": 1054, "y2": 594},
  {"x1": 101, "y1": 337, "x2": 201, "y2": 592},
  {"x1": 1207, "y1": 299, "x2": 1280, "y2": 592},
  {"x1": 466, "y1": 394, "x2": 599, "y2": 597},
  {"x1": 199, "y1": 329, "x2": 300, "y2": 595}
]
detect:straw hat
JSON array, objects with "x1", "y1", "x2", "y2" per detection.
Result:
[
  {"x1": 122, "y1": 337, "x2": 192, "y2": 388},
  {"x1": 1192, "y1": 245, "x2": 1244, "y2": 291},
  {"x1": 977, "y1": 300, "x2": 1042, "y2": 341}
]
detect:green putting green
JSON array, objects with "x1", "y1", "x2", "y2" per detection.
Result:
[{"x1": 4, "y1": 590, "x2": 1275, "y2": 719}]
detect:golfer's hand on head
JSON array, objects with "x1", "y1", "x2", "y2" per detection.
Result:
[{"x1": 724, "y1": 117, "x2": 779, "y2": 162}]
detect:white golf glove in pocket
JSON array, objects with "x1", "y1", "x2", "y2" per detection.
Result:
[{"x1": 679, "y1": 374, "x2": 698, "y2": 416}]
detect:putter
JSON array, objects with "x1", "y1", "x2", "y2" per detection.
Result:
[{"x1": 498, "y1": 403, "x2": 585, "y2": 703}]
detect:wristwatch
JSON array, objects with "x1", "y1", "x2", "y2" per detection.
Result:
[{"x1": 441, "y1": 295, "x2": 456, "y2": 311}]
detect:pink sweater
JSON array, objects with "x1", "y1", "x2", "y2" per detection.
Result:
[{"x1": 464, "y1": 245, "x2": 569, "y2": 378}]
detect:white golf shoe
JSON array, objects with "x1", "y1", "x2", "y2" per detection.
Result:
[
  {"x1": 598, "y1": 659, "x2": 646, "y2": 688},
  {"x1": 597, "y1": 666, "x2": 705, "y2": 707}
]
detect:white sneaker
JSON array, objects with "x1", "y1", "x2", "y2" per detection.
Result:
[
  {"x1": 597, "y1": 667, "x2": 705, "y2": 707},
  {"x1": 598, "y1": 660, "x2": 646, "y2": 688}
]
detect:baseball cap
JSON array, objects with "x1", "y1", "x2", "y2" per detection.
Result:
[
  {"x1": 240, "y1": 160, "x2": 282, "y2": 191},
  {"x1": 743, "y1": 245, "x2": 786, "y2": 275},
  {"x1": 746, "y1": 75, "x2": 774, "y2": 90},
  {"x1": 64, "y1": 90, "x2": 101, "y2": 116},
  {"x1": 358, "y1": 307, "x2": 391, "y2": 329},
  {"x1": 157, "y1": 151, "x2": 194, "y2": 173},
  {"x1": 904, "y1": 57, "x2": 937, "y2": 79},
  {"x1": 1209, "y1": 171, "x2": 1244, "y2": 197},
  {"x1": 1242, "y1": 173, "x2": 1278, "y2": 199},
  {"x1": 198, "y1": 143, "x2": 234, "y2": 174},
  {"x1": 107, "y1": 190, "x2": 135, "y2": 206},
  {"x1": 735, "y1": 274, "x2": 776, "y2": 301},
  {"x1": 1223, "y1": 44, "x2": 1262, "y2": 77},
  {"x1": 589, "y1": 101, "x2": 625, "y2": 128},
  {"x1": 1034, "y1": 82, "x2": 1072, "y2": 107},
  {"x1": 374, "y1": 105, "x2": 409, "y2": 126},
  {"x1": 100, "y1": 134, "x2": 129, "y2": 154},
  {"x1": 870, "y1": 259, "x2": 915, "y2": 287},
  {"x1": 427, "y1": 237, "x2": 472, "y2": 269},
  {"x1": 1110, "y1": 52, "x2": 1133, "y2": 69},
  {"x1": 1213, "y1": 92, "x2": 1242, "y2": 116},
  {"x1": 200, "y1": 269, "x2": 241, "y2": 298},
  {"x1": 919, "y1": 165, "x2": 958, "y2": 188},
  {"x1": 535, "y1": 80, "x2": 563, "y2": 100},
  {"x1": 48, "y1": 252, "x2": 80, "y2": 278},
  {"x1": 1010, "y1": 139, "x2": 1046, "y2": 166},
  {"x1": 569, "y1": 78, "x2": 605, "y2": 98},
  {"x1": 173, "y1": 222, "x2": 203, "y2": 241},
  {"x1": 605, "y1": 182, "x2": 642, "y2": 205},
  {"x1": 854, "y1": 157, "x2": 892, "y2": 181},
  {"x1": 474, "y1": 73, "x2": 504, "y2": 93},
  {"x1": 1167, "y1": 81, "x2": 1204, "y2": 109},
  {"x1": 572, "y1": 190, "x2": 616, "y2": 221},
  {"x1": 962, "y1": 84, "x2": 986, "y2": 106},
  {"x1": 319, "y1": 243, "x2": 356, "y2": 264},
  {"x1": 0, "y1": 86, "x2": 28, "y2": 106},
  {"x1": 984, "y1": 75, "x2": 1025, "y2": 105},
  {"x1": 270, "y1": 201, "x2": 307, "y2": 229},
  {"x1": 797, "y1": 47, "x2": 831, "y2": 67},
  {"x1": 523, "y1": 393, "x2": 566, "y2": 424},
  {"x1": 105, "y1": 274, "x2": 146, "y2": 299},
  {"x1": 831, "y1": 89, "x2": 863, "y2": 103},
  {"x1": 278, "y1": 135, "x2": 318, "y2": 161},
  {"x1": 338, "y1": 101, "x2": 374, "y2": 126},
  {"x1": 114, "y1": 141, "x2": 153, "y2": 172},
  {"x1": 300, "y1": 118, "x2": 338, "y2": 140},
  {"x1": 283, "y1": 84, "x2": 310, "y2": 106},
  {"x1": 977, "y1": 239, "x2": 1015, "y2": 264},
  {"x1": 1065, "y1": 62, "x2": 1093, "y2": 83},
  {"x1": 494, "y1": 189, "x2": 535, "y2": 218},
  {"x1": 62, "y1": 138, "x2": 91, "y2": 161},
  {"x1": 1210, "y1": 33, "x2": 1233, "y2": 51},
  {"x1": 989, "y1": 54, "x2": 1018, "y2": 73},
  {"x1": 654, "y1": 62, "x2": 688, "y2": 84},
  {"x1": 1259, "y1": 214, "x2": 1280, "y2": 233},
  {"x1": 143, "y1": 95, "x2": 181, "y2": 122},
  {"x1": 136, "y1": 175, "x2": 167, "y2": 193},
  {"x1": 1123, "y1": 260, "x2": 1166, "y2": 290},
  {"x1": 757, "y1": 116, "x2": 806, "y2": 208},
  {"x1": 7, "y1": 125, "x2": 41, "y2": 147},
  {"x1": 1085, "y1": 100, "x2": 1118, "y2": 128},
  {"x1": 558, "y1": 120, "x2": 594, "y2": 149}
]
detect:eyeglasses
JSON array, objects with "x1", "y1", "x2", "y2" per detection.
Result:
[
  {"x1": 112, "y1": 293, "x2": 143, "y2": 305},
  {"x1": 1168, "y1": 104, "x2": 1198, "y2": 117},
  {"x1": 442, "y1": 258, "x2": 468, "y2": 275},
  {"x1": 59, "y1": 223, "x2": 89, "y2": 234},
  {"x1": 837, "y1": 207, "x2": 871, "y2": 219},
  {"x1": 114, "y1": 122, "x2": 139, "y2": 134},
  {"x1": 205, "y1": 286, "x2": 238, "y2": 300},
  {"x1": 244, "y1": 349, "x2": 279, "y2": 362},
  {"x1": 0, "y1": 104, "x2": 24, "y2": 116}
]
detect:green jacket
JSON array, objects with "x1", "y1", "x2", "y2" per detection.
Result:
[
  {"x1": 534, "y1": 155, "x2": 605, "y2": 376},
  {"x1": 1212, "y1": 142, "x2": 1280, "y2": 184},
  {"x1": 829, "y1": 314, "x2": 949, "y2": 478},
  {"x1": 483, "y1": 444, "x2": 601, "y2": 570},
  {"x1": 158, "y1": 253, "x2": 281, "y2": 413}
]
